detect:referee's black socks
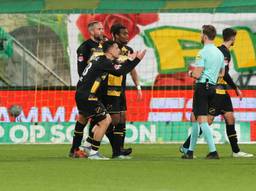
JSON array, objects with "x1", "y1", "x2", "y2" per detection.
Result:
[
  {"x1": 226, "y1": 124, "x2": 240, "y2": 153},
  {"x1": 70, "y1": 121, "x2": 85, "y2": 153}
]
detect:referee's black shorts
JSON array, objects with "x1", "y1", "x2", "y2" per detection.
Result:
[
  {"x1": 193, "y1": 83, "x2": 216, "y2": 118},
  {"x1": 208, "y1": 92, "x2": 234, "y2": 116}
]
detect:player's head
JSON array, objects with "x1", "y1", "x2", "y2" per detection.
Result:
[
  {"x1": 201, "y1": 25, "x2": 216, "y2": 44},
  {"x1": 87, "y1": 21, "x2": 104, "y2": 41},
  {"x1": 222, "y1": 28, "x2": 237, "y2": 46},
  {"x1": 110, "y1": 23, "x2": 129, "y2": 45},
  {"x1": 103, "y1": 40, "x2": 121, "y2": 59}
]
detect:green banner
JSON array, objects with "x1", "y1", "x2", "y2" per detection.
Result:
[
  {"x1": 0, "y1": 122, "x2": 251, "y2": 144},
  {"x1": 1, "y1": 0, "x2": 256, "y2": 14}
]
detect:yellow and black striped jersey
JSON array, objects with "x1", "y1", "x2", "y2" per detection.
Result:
[
  {"x1": 105, "y1": 44, "x2": 134, "y2": 97},
  {"x1": 76, "y1": 55, "x2": 140, "y2": 100}
]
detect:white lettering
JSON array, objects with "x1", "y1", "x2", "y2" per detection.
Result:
[
  {"x1": 140, "y1": 124, "x2": 156, "y2": 143},
  {"x1": 50, "y1": 125, "x2": 65, "y2": 143},
  {"x1": 10, "y1": 125, "x2": 28, "y2": 143},
  {"x1": 30, "y1": 125, "x2": 46, "y2": 143},
  {"x1": 0, "y1": 107, "x2": 10, "y2": 122},
  {"x1": 42, "y1": 107, "x2": 65, "y2": 122}
]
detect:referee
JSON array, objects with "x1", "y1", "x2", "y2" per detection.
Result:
[
  {"x1": 180, "y1": 28, "x2": 253, "y2": 158},
  {"x1": 182, "y1": 25, "x2": 225, "y2": 159}
]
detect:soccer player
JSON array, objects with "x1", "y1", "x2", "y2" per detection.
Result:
[
  {"x1": 101, "y1": 23, "x2": 142, "y2": 158},
  {"x1": 182, "y1": 25, "x2": 225, "y2": 159},
  {"x1": 180, "y1": 28, "x2": 253, "y2": 158},
  {"x1": 75, "y1": 40, "x2": 146, "y2": 159},
  {"x1": 69, "y1": 21, "x2": 107, "y2": 158}
]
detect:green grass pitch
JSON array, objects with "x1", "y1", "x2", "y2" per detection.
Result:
[{"x1": 0, "y1": 144, "x2": 256, "y2": 191}]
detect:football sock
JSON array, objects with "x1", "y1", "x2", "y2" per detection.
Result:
[
  {"x1": 200, "y1": 122, "x2": 216, "y2": 152},
  {"x1": 70, "y1": 121, "x2": 85, "y2": 153},
  {"x1": 91, "y1": 139, "x2": 101, "y2": 152},
  {"x1": 119, "y1": 123, "x2": 126, "y2": 148},
  {"x1": 113, "y1": 123, "x2": 124, "y2": 156},
  {"x1": 105, "y1": 124, "x2": 115, "y2": 153},
  {"x1": 226, "y1": 124, "x2": 240, "y2": 153},
  {"x1": 188, "y1": 122, "x2": 199, "y2": 152},
  {"x1": 85, "y1": 121, "x2": 95, "y2": 145},
  {"x1": 183, "y1": 127, "x2": 203, "y2": 149}
]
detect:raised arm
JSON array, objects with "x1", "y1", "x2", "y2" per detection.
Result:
[{"x1": 105, "y1": 50, "x2": 146, "y2": 76}]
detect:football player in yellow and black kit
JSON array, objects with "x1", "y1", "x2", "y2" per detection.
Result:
[
  {"x1": 180, "y1": 28, "x2": 253, "y2": 158},
  {"x1": 101, "y1": 23, "x2": 142, "y2": 158},
  {"x1": 74, "y1": 40, "x2": 145, "y2": 159},
  {"x1": 69, "y1": 21, "x2": 105, "y2": 158}
]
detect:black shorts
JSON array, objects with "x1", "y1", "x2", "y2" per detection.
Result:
[
  {"x1": 101, "y1": 96, "x2": 122, "y2": 114},
  {"x1": 208, "y1": 93, "x2": 234, "y2": 116},
  {"x1": 193, "y1": 83, "x2": 216, "y2": 117},
  {"x1": 76, "y1": 93, "x2": 107, "y2": 122}
]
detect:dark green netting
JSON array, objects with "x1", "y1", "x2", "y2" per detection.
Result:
[{"x1": 1, "y1": 0, "x2": 256, "y2": 13}]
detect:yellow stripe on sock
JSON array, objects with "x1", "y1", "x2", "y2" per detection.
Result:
[
  {"x1": 91, "y1": 144, "x2": 100, "y2": 148},
  {"x1": 228, "y1": 134, "x2": 237, "y2": 138},
  {"x1": 74, "y1": 130, "x2": 83, "y2": 134}
]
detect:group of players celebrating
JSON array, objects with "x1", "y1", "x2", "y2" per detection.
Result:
[
  {"x1": 69, "y1": 21, "x2": 253, "y2": 160},
  {"x1": 69, "y1": 21, "x2": 145, "y2": 160}
]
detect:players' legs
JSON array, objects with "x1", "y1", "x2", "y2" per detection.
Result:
[
  {"x1": 88, "y1": 113, "x2": 112, "y2": 160},
  {"x1": 181, "y1": 112, "x2": 197, "y2": 153},
  {"x1": 69, "y1": 114, "x2": 88, "y2": 158},
  {"x1": 181, "y1": 113, "x2": 215, "y2": 153},
  {"x1": 184, "y1": 83, "x2": 219, "y2": 159},
  {"x1": 223, "y1": 111, "x2": 241, "y2": 153},
  {"x1": 224, "y1": 111, "x2": 253, "y2": 158},
  {"x1": 108, "y1": 113, "x2": 121, "y2": 155},
  {"x1": 119, "y1": 111, "x2": 126, "y2": 149},
  {"x1": 197, "y1": 115, "x2": 217, "y2": 152}
]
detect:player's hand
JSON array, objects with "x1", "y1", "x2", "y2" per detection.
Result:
[
  {"x1": 137, "y1": 89, "x2": 143, "y2": 101},
  {"x1": 136, "y1": 49, "x2": 147, "y2": 60},
  {"x1": 236, "y1": 88, "x2": 243, "y2": 100},
  {"x1": 128, "y1": 51, "x2": 138, "y2": 60},
  {"x1": 188, "y1": 70, "x2": 193, "y2": 77}
]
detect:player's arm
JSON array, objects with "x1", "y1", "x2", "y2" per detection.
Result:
[
  {"x1": 223, "y1": 65, "x2": 243, "y2": 99},
  {"x1": 105, "y1": 50, "x2": 146, "y2": 76},
  {"x1": 77, "y1": 45, "x2": 91, "y2": 77},
  {"x1": 223, "y1": 65, "x2": 237, "y2": 90},
  {"x1": 130, "y1": 68, "x2": 142, "y2": 100},
  {"x1": 188, "y1": 52, "x2": 204, "y2": 79}
]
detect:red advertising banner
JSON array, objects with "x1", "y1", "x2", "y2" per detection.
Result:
[{"x1": 0, "y1": 90, "x2": 256, "y2": 123}]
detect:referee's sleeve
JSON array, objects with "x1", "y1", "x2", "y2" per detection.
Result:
[{"x1": 195, "y1": 52, "x2": 204, "y2": 67}]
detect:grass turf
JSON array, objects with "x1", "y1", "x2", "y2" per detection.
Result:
[{"x1": 0, "y1": 144, "x2": 256, "y2": 191}]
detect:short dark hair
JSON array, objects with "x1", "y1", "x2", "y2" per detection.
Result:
[
  {"x1": 222, "y1": 28, "x2": 237, "y2": 41},
  {"x1": 110, "y1": 23, "x2": 127, "y2": 37},
  {"x1": 87, "y1": 21, "x2": 100, "y2": 31},
  {"x1": 102, "y1": 40, "x2": 116, "y2": 53},
  {"x1": 202, "y1": 25, "x2": 216, "y2": 40}
]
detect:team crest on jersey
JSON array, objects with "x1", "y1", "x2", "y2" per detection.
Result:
[
  {"x1": 78, "y1": 55, "x2": 84, "y2": 62},
  {"x1": 114, "y1": 64, "x2": 122, "y2": 70}
]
